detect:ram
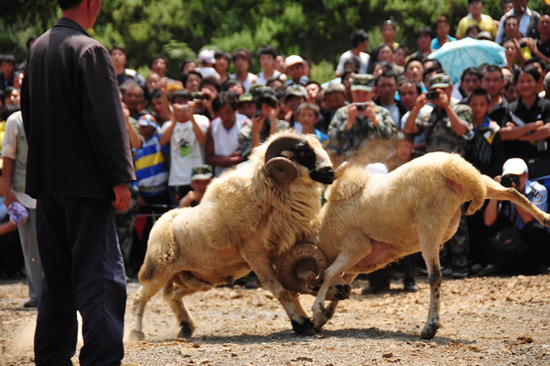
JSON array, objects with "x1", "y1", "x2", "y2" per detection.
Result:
[
  {"x1": 276, "y1": 152, "x2": 550, "y2": 339},
  {"x1": 130, "y1": 132, "x2": 336, "y2": 341}
]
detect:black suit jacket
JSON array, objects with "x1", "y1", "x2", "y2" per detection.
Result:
[{"x1": 21, "y1": 18, "x2": 135, "y2": 200}]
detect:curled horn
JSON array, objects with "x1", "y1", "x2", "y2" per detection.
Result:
[
  {"x1": 334, "y1": 161, "x2": 349, "y2": 180},
  {"x1": 264, "y1": 136, "x2": 303, "y2": 184},
  {"x1": 276, "y1": 243, "x2": 328, "y2": 294}
]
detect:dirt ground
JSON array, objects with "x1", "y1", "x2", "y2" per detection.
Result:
[{"x1": 1, "y1": 274, "x2": 549, "y2": 366}]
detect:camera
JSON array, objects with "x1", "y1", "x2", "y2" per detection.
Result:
[
  {"x1": 425, "y1": 91, "x2": 439, "y2": 100},
  {"x1": 191, "y1": 92, "x2": 210, "y2": 101},
  {"x1": 501, "y1": 174, "x2": 519, "y2": 188},
  {"x1": 353, "y1": 102, "x2": 368, "y2": 110},
  {"x1": 519, "y1": 41, "x2": 527, "y2": 48}
]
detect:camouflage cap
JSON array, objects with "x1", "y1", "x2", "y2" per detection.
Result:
[
  {"x1": 191, "y1": 165, "x2": 214, "y2": 181},
  {"x1": 351, "y1": 73, "x2": 375, "y2": 92},
  {"x1": 428, "y1": 73, "x2": 451, "y2": 90},
  {"x1": 285, "y1": 84, "x2": 308, "y2": 100},
  {"x1": 238, "y1": 93, "x2": 254, "y2": 103}
]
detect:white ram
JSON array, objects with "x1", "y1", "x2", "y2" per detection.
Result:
[{"x1": 276, "y1": 152, "x2": 550, "y2": 339}]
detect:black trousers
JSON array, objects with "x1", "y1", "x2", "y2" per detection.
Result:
[{"x1": 34, "y1": 194, "x2": 126, "y2": 366}]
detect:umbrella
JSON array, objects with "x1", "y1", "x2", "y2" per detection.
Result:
[{"x1": 427, "y1": 38, "x2": 507, "y2": 84}]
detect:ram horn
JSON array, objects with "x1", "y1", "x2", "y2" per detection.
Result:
[
  {"x1": 334, "y1": 161, "x2": 349, "y2": 180},
  {"x1": 264, "y1": 135, "x2": 304, "y2": 163},
  {"x1": 276, "y1": 243, "x2": 328, "y2": 294},
  {"x1": 264, "y1": 157, "x2": 298, "y2": 185}
]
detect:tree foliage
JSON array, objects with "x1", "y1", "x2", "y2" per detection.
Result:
[{"x1": 2, "y1": 0, "x2": 549, "y2": 82}]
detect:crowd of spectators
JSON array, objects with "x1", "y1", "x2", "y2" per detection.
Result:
[{"x1": 1, "y1": 0, "x2": 549, "y2": 288}]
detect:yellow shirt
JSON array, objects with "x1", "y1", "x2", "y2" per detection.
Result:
[{"x1": 456, "y1": 14, "x2": 497, "y2": 39}]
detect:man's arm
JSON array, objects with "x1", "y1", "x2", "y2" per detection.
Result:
[
  {"x1": 438, "y1": 91, "x2": 471, "y2": 136},
  {"x1": 205, "y1": 126, "x2": 243, "y2": 168},
  {"x1": 1, "y1": 157, "x2": 18, "y2": 208},
  {"x1": 501, "y1": 121, "x2": 544, "y2": 140},
  {"x1": 159, "y1": 115, "x2": 178, "y2": 146},
  {"x1": 190, "y1": 114, "x2": 207, "y2": 145},
  {"x1": 1, "y1": 115, "x2": 19, "y2": 207},
  {"x1": 403, "y1": 94, "x2": 429, "y2": 135}
]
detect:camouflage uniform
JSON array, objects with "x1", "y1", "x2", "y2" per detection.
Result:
[
  {"x1": 414, "y1": 103, "x2": 474, "y2": 155},
  {"x1": 328, "y1": 103, "x2": 397, "y2": 155},
  {"x1": 238, "y1": 118, "x2": 290, "y2": 158}
]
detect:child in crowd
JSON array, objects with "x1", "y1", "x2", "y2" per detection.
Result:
[
  {"x1": 133, "y1": 113, "x2": 170, "y2": 205},
  {"x1": 179, "y1": 164, "x2": 214, "y2": 207},
  {"x1": 160, "y1": 90, "x2": 209, "y2": 206},
  {"x1": 295, "y1": 102, "x2": 330, "y2": 148}
]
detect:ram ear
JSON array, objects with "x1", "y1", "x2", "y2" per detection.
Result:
[
  {"x1": 265, "y1": 157, "x2": 298, "y2": 185},
  {"x1": 275, "y1": 243, "x2": 328, "y2": 294}
]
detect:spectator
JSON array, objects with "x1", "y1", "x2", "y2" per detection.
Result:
[
  {"x1": 214, "y1": 50, "x2": 231, "y2": 85},
  {"x1": 206, "y1": 91, "x2": 248, "y2": 176},
  {"x1": 145, "y1": 72, "x2": 161, "y2": 95},
  {"x1": 148, "y1": 88, "x2": 172, "y2": 125},
  {"x1": 149, "y1": 54, "x2": 169, "y2": 78},
  {"x1": 238, "y1": 87, "x2": 288, "y2": 157},
  {"x1": 503, "y1": 0, "x2": 514, "y2": 15},
  {"x1": 180, "y1": 59, "x2": 197, "y2": 76},
  {"x1": 109, "y1": 45, "x2": 145, "y2": 87},
  {"x1": 196, "y1": 49, "x2": 220, "y2": 81},
  {"x1": 0, "y1": 54, "x2": 16, "y2": 91},
  {"x1": 224, "y1": 79, "x2": 245, "y2": 95},
  {"x1": 431, "y1": 16, "x2": 456, "y2": 50},
  {"x1": 133, "y1": 113, "x2": 170, "y2": 205},
  {"x1": 453, "y1": 67, "x2": 483, "y2": 101},
  {"x1": 502, "y1": 66, "x2": 550, "y2": 179},
  {"x1": 2, "y1": 110, "x2": 42, "y2": 308},
  {"x1": 275, "y1": 54, "x2": 286, "y2": 74},
  {"x1": 182, "y1": 70, "x2": 202, "y2": 92},
  {"x1": 410, "y1": 27, "x2": 434, "y2": 60},
  {"x1": 484, "y1": 158, "x2": 549, "y2": 275},
  {"x1": 21, "y1": 0, "x2": 135, "y2": 363},
  {"x1": 374, "y1": 71, "x2": 408, "y2": 127},
  {"x1": 236, "y1": 93, "x2": 255, "y2": 119},
  {"x1": 257, "y1": 45, "x2": 282, "y2": 85},
  {"x1": 13, "y1": 71, "x2": 24, "y2": 90},
  {"x1": 456, "y1": 0, "x2": 497, "y2": 40},
  {"x1": 328, "y1": 74, "x2": 396, "y2": 156},
  {"x1": 120, "y1": 79, "x2": 145, "y2": 119},
  {"x1": 504, "y1": 75, "x2": 520, "y2": 102},
  {"x1": 231, "y1": 48, "x2": 257, "y2": 93},
  {"x1": 523, "y1": 14, "x2": 550, "y2": 63},
  {"x1": 393, "y1": 45, "x2": 409, "y2": 67},
  {"x1": 295, "y1": 102, "x2": 330, "y2": 148},
  {"x1": 305, "y1": 81, "x2": 322, "y2": 105},
  {"x1": 482, "y1": 65, "x2": 508, "y2": 124},
  {"x1": 465, "y1": 25, "x2": 483, "y2": 39},
  {"x1": 284, "y1": 55, "x2": 309, "y2": 86},
  {"x1": 503, "y1": 38, "x2": 527, "y2": 69},
  {"x1": 404, "y1": 57, "x2": 425, "y2": 85},
  {"x1": 495, "y1": 0, "x2": 540, "y2": 44},
  {"x1": 335, "y1": 29, "x2": 370, "y2": 76},
  {"x1": 320, "y1": 82, "x2": 347, "y2": 134},
  {"x1": 3, "y1": 86, "x2": 20, "y2": 108},
  {"x1": 179, "y1": 164, "x2": 214, "y2": 207},
  {"x1": 159, "y1": 90, "x2": 209, "y2": 206},
  {"x1": 398, "y1": 79, "x2": 427, "y2": 150},
  {"x1": 368, "y1": 20, "x2": 400, "y2": 72},
  {"x1": 283, "y1": 84, "x2": 308, "y2": 127}
]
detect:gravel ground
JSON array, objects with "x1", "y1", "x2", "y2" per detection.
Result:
[{"x1": 1, "y1": 274, "x2": 550, "y2": 366}]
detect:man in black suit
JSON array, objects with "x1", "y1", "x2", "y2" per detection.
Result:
[{"x1": 21, "y1": 1, "x2": 135, "y2": 365}]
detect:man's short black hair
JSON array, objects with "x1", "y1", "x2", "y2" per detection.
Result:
[
  {"x1": 200, "y1": 76, "x2": 221, "y2": 92},
  {"x1": 232, "y1": 48, "x2": 252, "y2": 62},
  {"x1": 26, "y1": 35, "x2": 38, "y2": 49},
  {"x1": 415, "y1": 27, "x2": 434, "y2": 39},
  {"x1": 525, "y1": 57, "x2": 547, "y2": 72},
  {"x1": 58, "y1": 0, "x2": 83, "y2": 10},
  {"x1": 258, "y1": 45, "x2": 278, "y2": 59},
  {"x1": 109, "y1": 45, "x2": 126, "y2": 56},
  {"x1": 149, "y1": 54, "x2": 167, "y2": 69},
  {"x1": 120, "y1": 80, "x2": 143, "y2": 96},
  {"x1": 404, "y1": 56, "x2": 423, "y2": 72},
  {"x1": 467, "y1": 87, "x2": 491, "y2": 104},
  {"x1": 515, "y1": 65, "x2": 541, "y2": 83},
  {"x1": 213, "y1": 91, "x2": 239, "y2": 113},
  {"x1": 482, "y1": 65, "x2": 504, "y2": 78},
  {"x1": 148, "y1": 88, "x2": 171, "y2": 103},
  {"x1": 350, "y1": 29, "x2": 369, "y2": 48},
  {"x1": 460, "y1": 67, "x2": 483, "y2": 83},
  {"x1": 181, "y1": 70, "x2": 202, "y2": 86},
  {"x1": 214, "y1": 50, "x2": 231, "y2": 62},
  {"x1": 398, "y1": 78, "x2": 422, "y2": 94},
  {"x1": 376, "y1": 70, "x2": 398, "y2": 86}
]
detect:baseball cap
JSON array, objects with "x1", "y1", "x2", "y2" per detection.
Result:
[
  {"x1": 351, "y1": 73, "x2": 375, "y2": 92},
  {"x1": 428, "y1": 73, "x2": 451, "y2": 90},
  {"x1": 324, "y1": 82, "x2": 346, "y2": 94},
  {"x1": 191, "y1": 165, "x2": 214, "y2": 180},
  {"x1": 284, "y1": 55, "x2": 304, "y2": 69},
  {"x1": 502, "y1": 158, "x2": 528, "y2": 176},
  {"x1": 238, "y1": 93, "x2": 254, "y2": 103},
  {"x1": 198, "y1": 49, "x2": 215, "y2": 64}
]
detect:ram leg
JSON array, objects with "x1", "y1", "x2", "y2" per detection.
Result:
[
  {"x1": 419, "y1": 232, "x2": 444, "y2": 339},
  {"x1": 130, "y1": 278, "x2": 166, "y2": 341},
  {"x1": 163, "y1": 282, "x2": 200, "y2": 339}
]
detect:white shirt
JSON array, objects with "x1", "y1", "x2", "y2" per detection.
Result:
[
  {"x1": 210, "y1": 113, "x2": 248, "y2": 177},
  {"x1": 161, "y1": 114, "x2": 210, "y2": 186},
  {"x1": 335, "y1": 50, "x2": 370, "y2": 76},
  {"x1": 257, "y1": 70, "x2": 282, "y2": 85}
]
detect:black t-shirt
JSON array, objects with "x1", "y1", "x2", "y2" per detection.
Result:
[{"x1": 505, "y1": 96, "x2": 550, "y2": 160}]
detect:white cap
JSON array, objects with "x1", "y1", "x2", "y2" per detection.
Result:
[
  {"x1": 284, "y1": 55, "x2": 304, "y2": 69},
  {"x1": 198, "y1": 49, "x2": 215, "y2": 64},
  {"x1": 502, "y1": 158, "x2": 528, "y2": 176}
]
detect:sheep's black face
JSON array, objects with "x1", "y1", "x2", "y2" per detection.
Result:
[
  {"x1": 310, "y1": 167, "x2": 335, "y2": 184},
  {"x1": 292, "y1": 142, "x2": 316, "y2": 170}
]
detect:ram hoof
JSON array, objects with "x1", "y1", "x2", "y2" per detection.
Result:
[
  {"x1": 177, "y1": 321, "x2": 195, "y2": 339},
  {"x1": 129, "y1": 330, "x2": 145, "y2": 342},
  {"x1": 291, "y1": 317, "x2": 318, "y2": 336},
  {"x1": 334, "y1": 284, "x2": 351, "y2": 300}
]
